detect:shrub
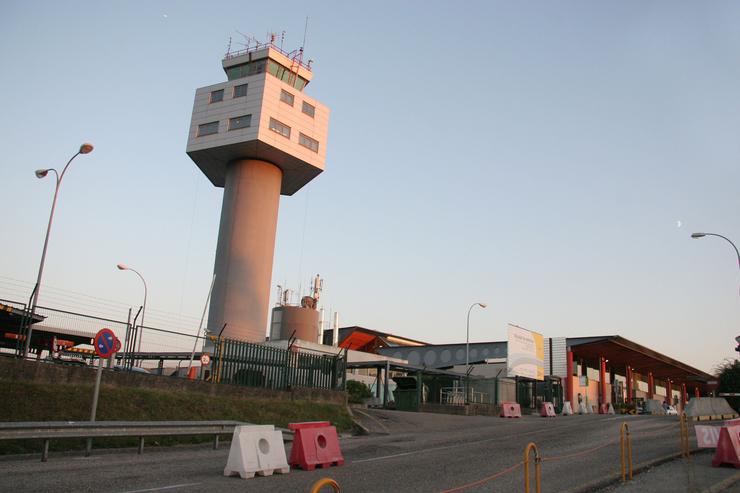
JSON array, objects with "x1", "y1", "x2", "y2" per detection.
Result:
[{"x1": 346, "y1": 380, "x2": 373, "y2": 404}]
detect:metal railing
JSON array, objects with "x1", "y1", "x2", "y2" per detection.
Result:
[
  {"x1": 209, "y1": 335, "x2": 346, "y2": 392},
  {"x1": 1, "y1": 298, "x2": 347, "y2": 393},
  {"x1": 0, "y1": 420, "x2": 261, "y2": 462}
]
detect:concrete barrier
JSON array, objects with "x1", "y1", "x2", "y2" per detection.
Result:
[
  {"x1": 644, "y1": 399, "x2": 666, "y2": 415},
  {"x1": 685, "y1": 398, "x2": 738, "y2": 420}
]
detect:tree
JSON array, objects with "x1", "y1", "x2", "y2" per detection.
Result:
[{"x1": 715, "y1": 359, "x2": 740, "y2": 413}]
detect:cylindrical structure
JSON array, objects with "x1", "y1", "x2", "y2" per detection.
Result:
[
  {"x1": 666, "y1": 380, "x2": 673, "y2": 405},
  {"x1": 647, "y1": 372, "x2": 654, "y2": 399},
  {"x1": 269, "y1": 305, "x2": 320, "y2": 341},
  {"x1": 626, "y1": 366, "x2": 633, "y2": 404},
  {"x1": 208, "y1": 159, "x2": 282, "y2": 342}
]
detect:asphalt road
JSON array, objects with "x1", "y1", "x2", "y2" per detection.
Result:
[{"x1": 0, "y1": 410, "x2": 704, "y2": 493}]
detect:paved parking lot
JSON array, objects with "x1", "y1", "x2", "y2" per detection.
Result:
[{"x1": 0, "y1": 409, "x2": 734, "y2": 493}]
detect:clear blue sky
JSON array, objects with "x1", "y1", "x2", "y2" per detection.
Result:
[{"x1": 1, "y1": 1, "x2": 738, "y2": 373}]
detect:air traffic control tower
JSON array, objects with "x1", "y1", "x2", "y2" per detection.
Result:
[{"x1": 186, "y1": 41, "x2": 329, "y2": 342}]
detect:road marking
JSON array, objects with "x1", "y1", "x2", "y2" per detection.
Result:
[
  {"x1": 351, "y1": 413, "x2": 650, "y2": 464},
  {"x1": 353, "y1": 408, "x2": 390, "y2": 434},
  {"x1": 117, "y1": 483, "x2": 201, "y2": 493}
]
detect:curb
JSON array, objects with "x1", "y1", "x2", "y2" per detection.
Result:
[
  {"x1": 699, "y1": 471, "x2": 740, "y2": 493},
  {"x1": 561, "y1": 448, "x2": 705, "y2": 493}
]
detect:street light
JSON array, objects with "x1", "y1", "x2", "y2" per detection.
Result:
[
  {"x1": 465, "y1": 302, "x2": 487, "y2": 369},
  {"x1": 117, "y1": 263, "x2": 147, "y2": 363},
  {"x1": 691, "y1": 232, "x2": 740, "y2": 271},
  {"x1": 691, "y1": 232, "x2": 740, "y2": 298},
  {"x1": 23, "y1": 143, "x2": 94, "y2": 358}
]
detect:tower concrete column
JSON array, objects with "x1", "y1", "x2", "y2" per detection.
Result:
[{"x1": 208, "y1": 159, "x2": 282, "y2": 341}]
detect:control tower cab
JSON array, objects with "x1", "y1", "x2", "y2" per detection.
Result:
[{"x1": 186, "y1": 41, "x2": 330, "y2": 343}]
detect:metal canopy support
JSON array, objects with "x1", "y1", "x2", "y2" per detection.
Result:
[{"x1": 383, "y1": 360, "x2": 390, "y2": 408}]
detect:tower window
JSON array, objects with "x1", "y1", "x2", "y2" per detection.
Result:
[
  {"x1": 299, "y1": 133, "x2": 319, "y2": 153},
  {"x1": 280, "y1": 89, "x2": 295, "y2": 106},
  {"x1": 302, "y1": 102, "x2": 315, "y2": 118},
  {"x1": 209, "y1": 89, "x2": 224, "y2": 104},
  {"x1": 197, "y1": 121, "x2": 219, "y2": 137},
  {"x1": 233, "y1": 83, "x2": 248, "y2": 98},
  {"x1": 229, "y1": 115, "x2": 252, "y2": 130},
  {"x1": 269, "y1": 118, "x2": 291, "y2": 139}
]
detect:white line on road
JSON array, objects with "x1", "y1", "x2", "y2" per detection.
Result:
[
  {"x1": 117, "y1": 483, "x2": 201, "y2": 493},
  {"x1": 352, "y1": 414, "x2": 631, "y2": 464}
]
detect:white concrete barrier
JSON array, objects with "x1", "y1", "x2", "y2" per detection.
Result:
[{"x1": 224, "y1": 425, "x2": 290, "y2": 479}]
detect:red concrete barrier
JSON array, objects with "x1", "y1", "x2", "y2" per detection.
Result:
[
  {"x1": 500, "y1": 402, "x2": 522, "y2": 418},
  {"x1": 712, "y1": 425, "x2": 740, "y2": 468},
  {"x1": 288, "y1": 421, "x2": 344, "y2": 470},
  {"x1": 540, "y1": 402, "x2": 556, "y2": 417}
]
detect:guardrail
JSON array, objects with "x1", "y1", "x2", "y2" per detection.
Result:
[{"x1": 0, "y1": 420, "x2": 294, "y2": 462}]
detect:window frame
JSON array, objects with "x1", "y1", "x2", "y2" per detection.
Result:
[
  {"x1": 233, "y1": 83, "x2": 248, "y2": 98},
  {"x1": 268, "y1": 117, "x2": 291, "y2": 139},
  {"x1": 280, "y1": 89, "x2": 295, "y2": 106},
  {"x1": 209, "y1": 89, "x2": 224, "y2": 104},
  {"x1": 197, "y1": 121, "x2": 219, "y2": 137},
  {"x1": 301, "y1": 101, "x2": 315, "y2": 118},
  {"x1": 228, "y1": 114, "x2": 252, "y2": 131},
  {"x1": 298, "y1": 133, "x2": 319, "y2": 153}
]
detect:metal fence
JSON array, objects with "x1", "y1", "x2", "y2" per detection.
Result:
[
  {"x1": 209, "y1": 335, "x2": 346, "y2": 391},
  {"x1": 2, "y1": 299, "x2": 346, "y2": 393}
]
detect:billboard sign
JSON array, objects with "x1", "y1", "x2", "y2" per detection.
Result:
[{"x1": 507, "y1": 324, "x2": 544, "y2": 381}]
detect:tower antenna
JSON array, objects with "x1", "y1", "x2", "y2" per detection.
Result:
[{"x1": 302, "y1": 16, "x2": 309, "y2": 52}]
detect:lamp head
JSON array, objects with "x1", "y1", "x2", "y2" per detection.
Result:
[
  {"x1": 79, "y1": 143, "x2": 94, "y2": 154},
  {"x1": 35, "y1": 169, "x2": 50, "y2": 179},
  {"x1": 116, "y1": 263, "x2": 128, "y2": 271},
  {"x1": 691, "y1": 233, "x2": 706, "y2": 238},
  {"x1": 478, "y1": 303, "x2": 488, "y2": 308}
]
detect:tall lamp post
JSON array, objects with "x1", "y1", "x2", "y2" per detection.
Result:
[
  {"x1": 23, "y1": 143, "x2": 94, "y2": 358},
  {"x1": 691, "y1": 232, "x2": 740, "y2": 296},
  {"x1": 466, "y1": 302, "x2": 487, "y2": 369},
  {"x1": 117, "y1": 264, "x2": 147, "y2": 364}
]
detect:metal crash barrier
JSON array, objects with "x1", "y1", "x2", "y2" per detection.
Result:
[{"x1": 0, "y1": 420, "x2": 254, "y2": 461}]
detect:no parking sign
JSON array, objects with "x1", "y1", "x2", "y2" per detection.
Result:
[{"x1": 94, "y1": 328, "x2": 118, "y2": 359}]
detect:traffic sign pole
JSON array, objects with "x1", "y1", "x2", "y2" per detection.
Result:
[{"x1": 85, "y1": 357, "x2": 104, "y2": 457}]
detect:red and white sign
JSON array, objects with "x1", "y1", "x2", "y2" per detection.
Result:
[
  {"x1": 200, "y1": 353, "x2": 211, "y2": 366},
  {"x1": 695, "y1": 425, "x2": 721, "y2": 448}
]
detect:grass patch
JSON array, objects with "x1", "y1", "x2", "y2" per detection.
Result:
[{"x1": 0, "y1": 378, "x2": 352, "y2": 455}]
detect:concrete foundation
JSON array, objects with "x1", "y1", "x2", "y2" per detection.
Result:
[{"x1": 208, "y1": 159, "x2": 282, "y2": 342}]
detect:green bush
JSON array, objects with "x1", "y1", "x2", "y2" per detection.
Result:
[
  {"x1": 346, "y1": 380, "x2": 373, "y2": 404},
  {"x1": 716, "y1": 359, "x2": 740, "y2": 413}
]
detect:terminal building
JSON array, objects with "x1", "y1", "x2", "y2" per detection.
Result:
[{"x1": 327, "y1": 326, "x2": 715, "y2": 414}]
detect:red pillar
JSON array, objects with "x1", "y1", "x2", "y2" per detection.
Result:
[
  {"x1": 599, "y1": 357, "x2": 607, "y2": 411},
  {"x1": 566, "y1": 350, "x2": 574, "y2": 406},
  {"x1": 647, "y1": 372, "x2": 654, "y2": 400},
  {"x1": 666, "y1": 380, "x2": 672, "y2": 405},
  {"x1": 626, "y1": 366, "x2": 633, "y2": 404},
  {"x1": 695, "y1": 386, "x2": 700, "y2": 398},
  {"x1": 681, "y1": 383, "x2": 687, "y2": 408}
]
